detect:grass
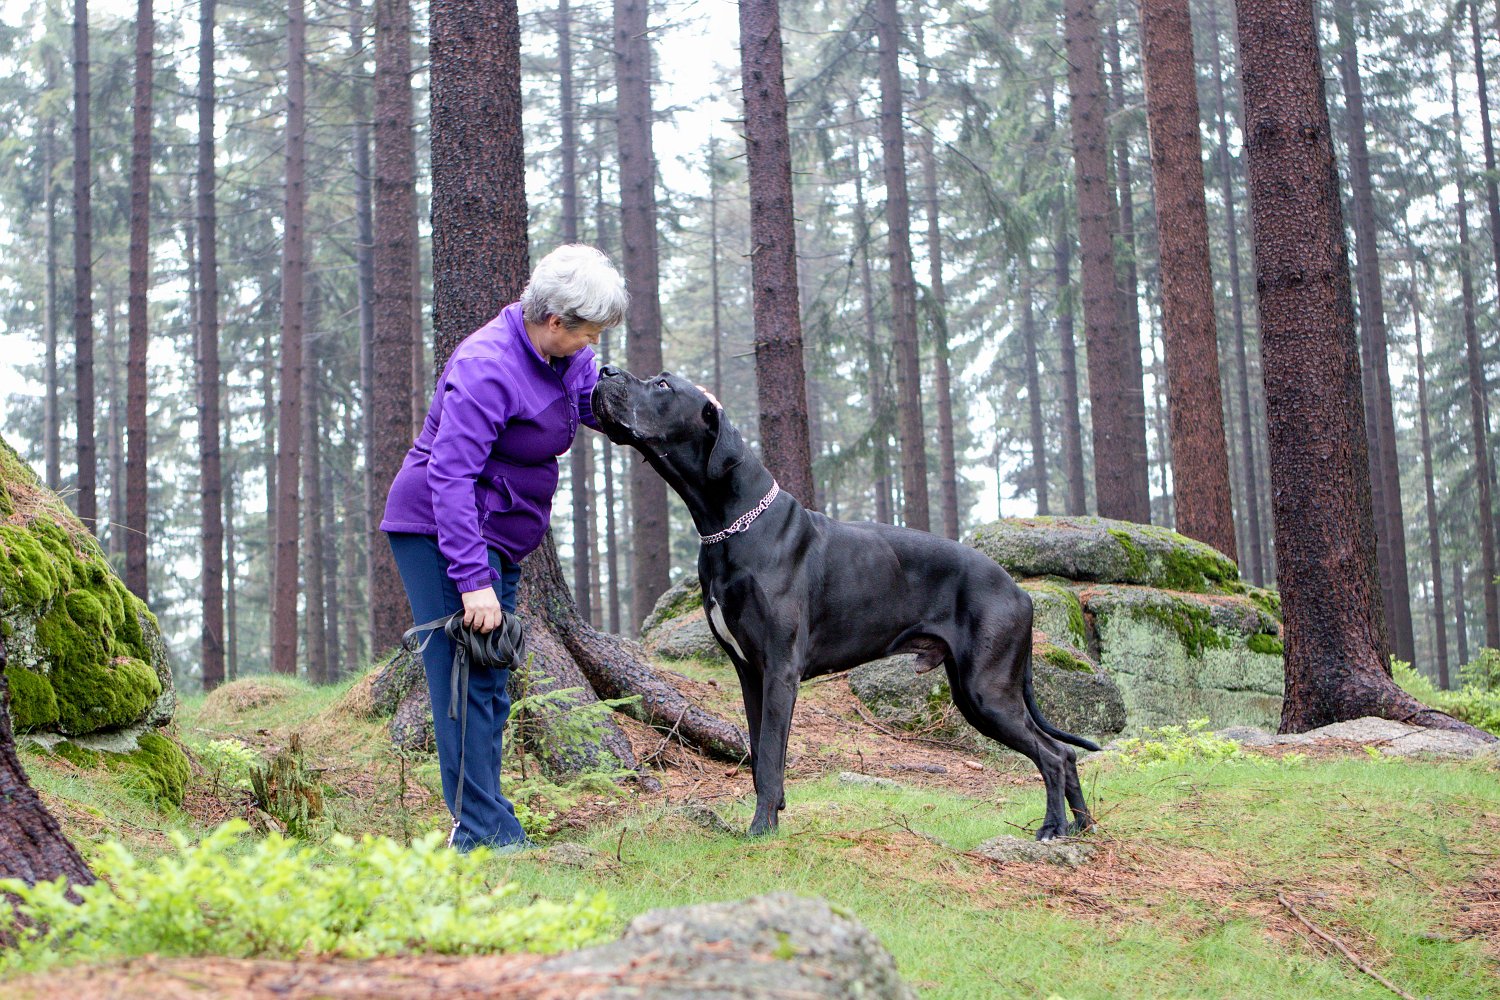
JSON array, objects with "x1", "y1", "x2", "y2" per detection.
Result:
[{"x1": 11, "y1": 665, "x2": 1500, "y2": 998}]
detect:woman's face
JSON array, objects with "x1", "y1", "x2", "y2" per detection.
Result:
[{"x1": 535, "y1": 315, "x2": 604, "y2": 359}]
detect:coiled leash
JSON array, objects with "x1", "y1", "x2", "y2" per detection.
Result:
[{"x1": 402, "y1": 610, "x2": 527, "y2": 847}]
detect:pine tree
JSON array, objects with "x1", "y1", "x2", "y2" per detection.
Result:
[{"x1": 197, "y1": 0, "x2": 225, "y2": 691}]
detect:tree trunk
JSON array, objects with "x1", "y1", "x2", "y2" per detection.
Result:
[
  {"x1": 613, "y1": 0, "x2": 671, "y2": 627},
  {"x1": 225, "y1": 460, "x2": 239, "y2": 682},
  {"x1": 1335, "y1": 0, "x2": 1411, "y2": 665},
  {"x1": 852, "y1": 138, "x2": 892, "y2": 525},
  {"x1": 1022, "y1": 251, "x2": 1049, "y2": 515},
  {"x1": 1053, "y1": 191, "x2": 1088, "y2": 514},
  {"x1": 371, "y1": 0, "x2": 416, "y2": 656},
  {"x1": 1206, "y1": 0, "x2": 1266, "y2": 584},
  {"x1": 321, "y1": 432, "x2": 343, "y2": 681},
  {"x1": 1464, "y1": 0, "x2": 1500, "y2": 649},
  {"x1": 272, "y1": 0, "x2": 307, "y2": 677},
  {"x1": 197, "y1": 0, "x2": 225, "y2": 692},
  {"x1": 709, "y1": 138, "x2": 724, "y2": 401},
  {"x1": 1138, "y1": 0, "x2": 1237, "y2": 558},
  {"x1": 105, "y1": 286, "x2": 123, "y2": 560},
  {"x1": 597, "y1": 168, "x2": 623, "y2": 635},
  {"x1": 1, "y1": 639, "x2": 95, "y2": 947},
  {"x1": 915, "y1": 17, "x2": 959, "y2": 539},
  {"x1": 740, "y1": 0, "x2": 816, "y2": 509},
  {"x1": 1454, "y1": 559, "x2": 1471, "y2": 667},
  {"x1": 1408, "y1": 253, "x2": 1448, "y2": 688},
  {"x1": 1236, "y1": 0, "x2": 1490, "y2": 739},
  {"x1": 1063, "y1": 0, "x2": 1150, "y2": 523},
  {"x1": 1105, "y1": 2, "x2": 1154, "y2": 522},
  {"x1": 352, "y1": 1, "x2": 377, "y2": 662},
  {"x1": 875, "y1": 0, "x2": 931, "y2": 533},
  {"x1": 301, "y1": 284, "x2": 328, "y2": 686},
  {"x1": 43, "y1": 47, "x2": 61, "y2": 493},
  {"x1": 72, "y1": 0, "x2": 96, "y2": 531},
  {"x1": 262, "y1": 325, "x2": 277, "y2": 623},
  {"x1": 124, "y1": 0, "x2": 153, "y2": 599}
]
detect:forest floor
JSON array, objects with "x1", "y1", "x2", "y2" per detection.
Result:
[{"x1": 7, "y1": 657, "x2": 1500, "y2": 999}]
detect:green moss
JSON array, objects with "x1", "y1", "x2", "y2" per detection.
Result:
[
  {"x1": 0, "y1": 525, "x2": 65, "y2": 610},
  {"x1": 7, "y1": 666, "x2": 59, "y2": 729},
  {"x1": 1038, "y1": 642, "x2": 1094, "y2": 673},
  {"x1": 1247, "y1": 633, "x2": 1284, "y2": 657},
  {"x1": 1247, "y1": 588, "x2": 1282, "y2": 620},
  {"x1": 117, "y1": 731, "x2": 190, "y2": 807},
  {"x1": 1135, "y1": 598, "x2": 1233, "y2": 659},
  {"x1": 50, "y1": 652, "x2": 162, "y2": 735},
  {"x1": 51, "y1": 740, "x2": 102, "y2": 768},
  {"x1": 1107, "y1": 529, "x2": 1152, "y2": 582}
]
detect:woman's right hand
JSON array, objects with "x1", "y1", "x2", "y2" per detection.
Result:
[{"x1": 460, "y1": 586, "x2": 504, "y2": 633}]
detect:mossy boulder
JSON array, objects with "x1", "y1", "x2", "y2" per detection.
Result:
[
  {"x1": 641, "y1": 576, "x2": 728, "y2": 662},
  {"x1": 968, "y1": 516, "x2": 1243, "y2": 594},
  {"x1": 31, "y1": 730, "x2": 191, "y2": 808},
  {"x1": 0, "y1": 435, "x2": 175, "y2": 739},
  {"x1": 640, "y1": 575, "x2": 706, "y2": 636}
]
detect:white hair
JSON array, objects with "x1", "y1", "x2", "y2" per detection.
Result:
[{"x1": 520, "y1": 244, "x2": 629, "y2": 329}]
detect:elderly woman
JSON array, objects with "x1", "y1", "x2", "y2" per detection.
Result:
[{"x1": 380, "y1": 244, "x2": 627, "y2": 851}]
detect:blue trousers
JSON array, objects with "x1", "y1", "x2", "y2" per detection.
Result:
[{"x1": 386, "y1": 531, "x2": 527, "y2": 851}]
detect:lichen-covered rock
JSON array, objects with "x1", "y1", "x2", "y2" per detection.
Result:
[
  {"x1": 533, "y1": 893, "x2": 916, "y2": 999},
  {"x1": 969, "y1": 515, "x2": 1243, "y2": 594},
  {"x1": 642, "y1": 606, "x2": 729, "y2": 662},
  {"x1": 0, "y1": 435, "x2": 174, "y2": 739},
  {"x1": 1022, "y1": 578, "x2": 1089, "y2": 647},
  {"x1": 27, "y1": 729, "x2": 191, "y2": 807},
  {"x1": 971, "y1": 834, "x2": 1098, "y2": 866},
  {"x1": 847, "y1": 648, "x2": 1127, "y2": 747},
  {"x1": 1081, "y1": 585, "x2": 1283, "y2": 731},
  {"x1": 639, "y1": 575, "x2": 706, "y2": 636}
]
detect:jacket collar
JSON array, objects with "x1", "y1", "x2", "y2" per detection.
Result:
[{"x1": 504, "y1": 302, "x2": 593, "y2": 380}]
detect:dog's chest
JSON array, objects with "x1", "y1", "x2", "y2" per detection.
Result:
[{"x1": 705, "y1": 598, "x2": 748, "y2": 662}]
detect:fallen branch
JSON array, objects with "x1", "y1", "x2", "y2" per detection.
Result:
[
  {"x1": 1275, "y1": 892, "x2": 1416, "y2": 1000},
  {"x1": 852, "y1": 701, "x2": 985, "y2": 752}
]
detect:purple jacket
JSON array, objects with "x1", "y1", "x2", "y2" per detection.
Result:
[{"x1": 380, "y1": 302, "x2": 600, "y2": 591}]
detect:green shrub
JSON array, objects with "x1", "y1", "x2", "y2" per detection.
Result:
[
  {"x1": 192, "y1": 737, "x2": 263, "y2": 792},
  {"x1": 1392, "y1": 657, "x2": 1500, "y2": 736},
  {"x1": 0, "y1": 821, "x2": 613, "y2": 973},
  {"x1": 1107, "y1": 719, "x2": 1252, "y2": 768}
]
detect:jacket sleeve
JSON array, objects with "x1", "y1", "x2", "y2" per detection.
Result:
[
  {"x1": 426, "y1": 357, "x2": 516, "y2": 592},
  {"x1": 575, "y1": 354, "x2": 602, "y2": 431}
]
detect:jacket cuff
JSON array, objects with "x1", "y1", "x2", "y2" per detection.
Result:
[
  {"x1": 456, "y1": 569, "x2": 500, "y2": 593},
  {"x1": 577, "y1": 388, "x2": 600, "y2": 431}
]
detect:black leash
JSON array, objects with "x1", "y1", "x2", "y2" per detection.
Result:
[{"x1": 402, "y1": 610, "x2": 527, "y2": 847}]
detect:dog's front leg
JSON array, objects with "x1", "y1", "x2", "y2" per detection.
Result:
[
  {"x1": 731, "y1": 658, "x2": 764, "y2": 799},
  {"x1": 747, "y1": 669, "x2": 799, "y2": 836}
]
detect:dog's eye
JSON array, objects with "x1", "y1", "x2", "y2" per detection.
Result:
[{"x1": 654, "y1": 378, "x2": 670, "y2": 389}]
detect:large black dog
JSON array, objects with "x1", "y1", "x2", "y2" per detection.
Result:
[{"x1": 592, "y1": 367, "x2": 1096, "y2": 839}]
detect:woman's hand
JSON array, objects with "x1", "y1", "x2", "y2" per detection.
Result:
[{"x1": 460, "y1": 586, "x2": 504, "y2": 633}]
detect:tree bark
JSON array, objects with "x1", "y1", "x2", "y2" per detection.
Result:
[
  {"x1": 1021, "y1": 251, "x2": 1049, "y2": 515},
  {"x1": 709, "y1": 138, "x2": 724, "y2": 402},
  {"x1": 851, "y1": 137, "x2": 892, "y2": 525},
  {"x1": 105, "y1": 286, "x2": 123, "y2": 560},
  {"x1": 1335, "y1": 0, "x2": 1411, "y2": 664},
  {"x1": 1052, "y1": 181, "x2": 1088, "y2": 514},
  {"x1": 1206, "y1": 0, "x2": 1266, "y2": 584},
  {"x1": 43, "y1": 45, "x2": 61, "y2": 493},
  {"x1": 875, "y1": 0, "x2": 931, "y2": 532},
  {"x1": 1, "y1": 640, "x2": 95, "y2": 947},
  {"x1": 1063, "y1": 0, "x2": 1150, "y2": 523},
  {"x1": 1105, "y1": 2, "x2": 1154, "y2": 522},
  {"x1": 558, "y1": 0, "x2": 595, "y2": 625},
  {"x1": 271, "y1": 0, "x2": 307, "y2": 677},
  {"x1": 301, "y1": 283, "x2": 328, "y2": 686},
  {"x1": 72, "y1": 0, "x2": 96, "y2": 531},
  {"x1": 1407, "y1": 253, "x2": 1448, "y2": 688},
  {"x1": 352, "y1": 1, "x2": 377, "y2": 662},
  {"x1": 124, "y1": 0, "x2": 153, "y2": 599},
  {"x1": 371, "y1": 0, "x2": 416, "y2": 656},
  {"x1": 597, "y1": 167, "x2": 623, "y2": 635},
  {"x1": 1137, "y1": 0, "x2": 1237, "y2": 558},
  {"x1": 1454, "y1": 559, "x2": 1471, "y2": 667},
  {"x1": 1235, "y1": 0, "x2": 1490, "y2": 739},
  {"x1": 1464, "y1": 0, "x2": 1500, "y2": 649},
  {"x1": 197, "y1": 0, "x2": 225, "y2": 692},
  {"x1": 740, "y1": 0, "x2": 816, "y2": 509},
  {"x1": 225, "y1": 460, "x2": 239, "y2": 682},
  {"x1": 614, "y1": 0, "x2": 671, "y2": 627},
  {"x1": 915, "y1": 17, "x2": 959, "y2": 539}
]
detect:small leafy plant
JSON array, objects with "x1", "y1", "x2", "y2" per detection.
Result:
[
  {"x1": 191, "y1": 737, "x2": 263, "y2": 793},
  {"x1": 0, "y1": 821, "x2": 613, "y2": 973},
  {"x1": 1392, "y1": 655, "x2": 1500, "y2": 736},
  {"x1": 1107, "y1": 719, "x2": 1249, "y2": 768}
]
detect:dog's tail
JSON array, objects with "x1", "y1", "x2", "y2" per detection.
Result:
[{"x1": 1022, "y1": 649, "x2": 1101, "y2": 752}]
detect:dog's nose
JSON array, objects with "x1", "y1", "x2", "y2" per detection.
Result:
[{"x1": 600, "y1": 365, "x2": 620, "y2": 379}]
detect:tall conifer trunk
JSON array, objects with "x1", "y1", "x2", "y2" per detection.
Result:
[
  {"x1": 1063, "y1": 0, "x2": 1150, "y2": 523},
  {"x1": 1408, "y1": 253, "x2": 1448, "y2": 688},
  {"x1": 1334, "y1": 0, "x2": 1411, "y2": 664},
  {"x1": 72, "y1": 0, "x2": 96, "y2": 530},
  {"x1": 351, "y1": 2, "x2": 377, "y2": 655},
  {"x1": 1235, "y1": 0, "x2": 1487, "y2": 737},
  {"x1": 1022, "y1": 252, "x2": 1049, "y2": 515},
  {"x1": 739, "y1": 0, "x2": 816, "y2": 508},
  {"x1": 1046, "y1": 81, "x2": 1089, "y2": 517},
  {"x1": 613, "y1": 0, "x2": 670, "y2": 628},
  {"x1": 301, "y1": 285, "x2": 328, "y2": 685},
  {"x1": 197, "y1": 0, "x2": 225, "y2": 690},
  {"x1": 271, "y1": 0, "x2": 307, "y2": 676},
  {"x1": 43, "y1": 45, "x2": 61, "y2": 493},
  {"x1": 371, "y1": 0, "x2": 416, "y2": 655},
  {"x1": 852, "y1": 137, "x2": 892, "y2": 524},
  {"x1": 124, "y1": 0, "x2": 153, "y2": 599},
  {"x1": 875, "y1": 0, "x2": 931, "y2": 532},
  {"x1": 1454, "y1": 561, "x2": 1471, "y2": 666},
  {"x1": 1138, "y1": 0, "x2": 1237, "y2": 558}
]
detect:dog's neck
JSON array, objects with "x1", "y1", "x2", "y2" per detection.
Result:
[{"x1": 657, "y1": 451, "x2": 781, "y2": 541}]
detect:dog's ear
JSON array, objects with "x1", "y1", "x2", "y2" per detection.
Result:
[{"x1": 704, "y1": 400, "x2": 744, "y2": 480}]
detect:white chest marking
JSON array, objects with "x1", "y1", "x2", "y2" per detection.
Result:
[{"x1": 708, "y1": 601, "x2": 747, "y2": 661}]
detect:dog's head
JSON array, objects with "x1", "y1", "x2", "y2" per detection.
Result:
[{"x1": 592, "y1": 366, "x2": 745, "y2": 489}]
